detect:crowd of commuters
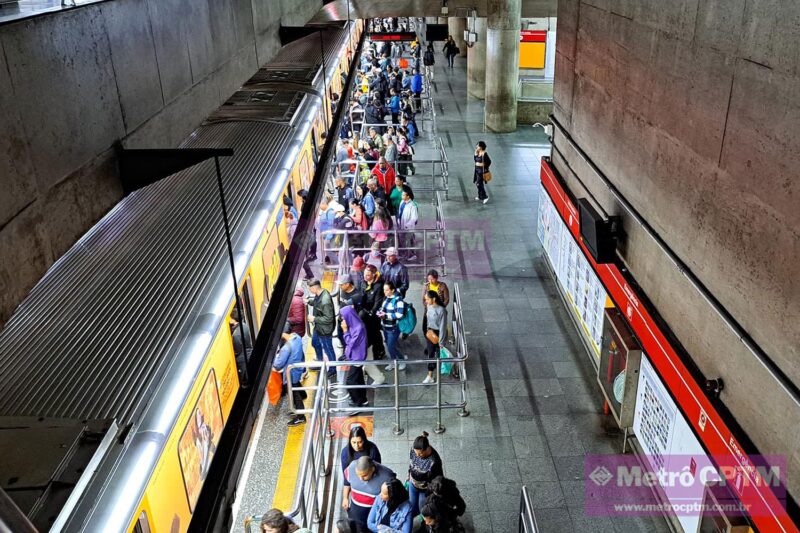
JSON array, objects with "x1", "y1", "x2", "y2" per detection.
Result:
[{"x1": 261, "y1": 426, "x2": 467, "y2": 532}]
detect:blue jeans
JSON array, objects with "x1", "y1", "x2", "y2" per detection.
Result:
[
  {"x1": 311, "y1": 332, "x2": 336, "y2": 366},
  {"x1": 383, "y1": 326, "x2": 402, "y2": 361},
  {"x1": 408, "y1": 481, "x2": 428, "y2": 517}
]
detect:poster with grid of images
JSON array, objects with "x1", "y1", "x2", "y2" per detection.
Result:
[{"x1": 633, "y1": 357, "x2": 677, "y2": 473}]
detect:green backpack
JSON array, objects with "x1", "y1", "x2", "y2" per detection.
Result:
[{"x1": 398, "y1": 302, "x2": 417, "y2": 335}]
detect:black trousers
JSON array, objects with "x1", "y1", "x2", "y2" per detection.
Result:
[
  {"x1": 475, "y1": 174, "x2": 488, "y2": 200},
  {"x1": 360, "y1": 311, "x2": 386, "y2": 359},
  {"x1": 346, "y1": 364, "x2": 367, "y2": 404},
  {"x1": 291, "y1": 382, "x2": 307, "y2": 411},
  {"x1": 425, "y1": 328, "x2": 440, "y2": 372}
]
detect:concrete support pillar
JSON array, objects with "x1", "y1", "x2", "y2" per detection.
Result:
[
  {"x1": 485, "y1": 0, "x2": 521, "y2": 132},
  {"x1": 467, "y1": 17, "x2": 488, "y2": 99},
  {"x1": 448, "y1": 17, "x2": 468, "y2": 57}
]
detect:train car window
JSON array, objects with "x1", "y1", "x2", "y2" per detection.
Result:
[{"x1": 133, "y1": 512, "x2": 151, "y2": 533}]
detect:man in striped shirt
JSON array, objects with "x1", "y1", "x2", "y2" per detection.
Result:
[{"x1": 342, "y1": 456, "x2": 396, "y2": 532}]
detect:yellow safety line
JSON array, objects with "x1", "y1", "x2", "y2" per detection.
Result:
[{"x1": 271, "y1": 337, "x2": 321, "y2": 510}]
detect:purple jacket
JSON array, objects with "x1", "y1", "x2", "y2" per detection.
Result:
[{"x1": 341, "y1": 306, "x2": 367, "y2": 361}]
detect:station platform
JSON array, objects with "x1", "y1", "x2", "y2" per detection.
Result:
[{"x1": 233, "y1": 49, "x2": 672, "y2": 533}]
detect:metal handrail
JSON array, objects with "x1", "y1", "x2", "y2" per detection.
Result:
[
  {"x1": 332, "y1": 159, "x2": 449, "y2": 194},
  {"x1": 287, "y1": 281, "x2": 470, "y2": 436},
  {"x1": 319, "y1": 227, "x2": 447, "y2": 276},
  {"x1": 518, "y1": 77, "x2": 554, "y2": 103},
  {"x1": 243, "y1": 372, "x2": 332, "y2": 532},
  {"x1": 518, "y1": 486, "x2": 540, "y2": 533}
]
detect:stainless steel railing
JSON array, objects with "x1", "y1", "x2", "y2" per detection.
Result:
[
  {"x1": 518, "y1": 486, "x2": 540, "y2": 533},
  {"x1": 243, "y1": 374, "x2": 332, "y2": 532},
  {"x1": 319, "y1": 227, "x2": 446, "y2": 277},
  {"x1": 287, "y1": 282, "x2": 470, "y2": 435},
  {"x1": 331, "y1": 158, "x2": 448, "y2": 194},
  {"x1": 518, "y1": 77, "x2": 554, "y2": 103}
]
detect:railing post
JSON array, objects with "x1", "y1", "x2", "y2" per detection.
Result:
[
  {"x1": 434, "y1": 354, "x2": 445, "y2": 434},
  {"x1": 392, "y1": 364, "x2": 404, "y2": 436}
]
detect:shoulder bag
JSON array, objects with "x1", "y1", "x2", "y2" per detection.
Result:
[{"x1": 482, "y1": 153, "x2": 492, "y2": 183}]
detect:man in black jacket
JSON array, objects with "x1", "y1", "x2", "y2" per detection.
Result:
[
  {"x1": 307, "y1": 280, "x2": 337, "y2": 376},
  {"x1": 359, "y1": 265, "x2": 386, "y2": 359}
]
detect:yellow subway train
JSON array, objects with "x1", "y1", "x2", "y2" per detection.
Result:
[{"x1": 0, "y1": 20, "x2": 362, "y2": 533}]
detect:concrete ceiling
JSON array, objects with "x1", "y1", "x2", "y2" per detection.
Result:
[{"x1": 310, "y1": 0, "x2": 556, "y2": 23}]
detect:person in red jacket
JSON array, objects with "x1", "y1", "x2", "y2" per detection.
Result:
[
  {"x1": 288, "y1": 287, "x2": 307, "y2": 337},
  {"x1": 370, "y1": 157, "x2": 396, "y2": 195}
]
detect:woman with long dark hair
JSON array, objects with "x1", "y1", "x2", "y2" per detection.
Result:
[
  {"x1": 367, "y1": 478, "x2": 413, "y2": 533},
  {"x1": 407, "y1": 432, "x2": 444, "y2": 516},
  {"x1": 422, "y1": 290, "x2": 447, "y2": 384},
  {"x1": 341, "y1": 425, "x2": 382, "y2": 475}
]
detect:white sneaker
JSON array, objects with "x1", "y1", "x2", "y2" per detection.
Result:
[
  {"x1": 385, "y1": 362, "x2": 395, "y2": 371},
  {"x1": 475, "y1": 197, "x2": 480, "y2": 201},
  {"x1": 398, "y1": 362, "x2": 407, "y2": 370},
  {"x1": 483, "y1": 198, "x2": 489, "y2": 204},
  {"x1": 422, "y1": 375, "x2": 435, "y2": 384}
]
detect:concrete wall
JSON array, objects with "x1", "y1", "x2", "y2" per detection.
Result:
[
  {"x1": 0, "y1": 0, "x2": 322, "y2": 326},
  {"x1": 553, "y1": 0, "x2": 800, "y2": 498}
]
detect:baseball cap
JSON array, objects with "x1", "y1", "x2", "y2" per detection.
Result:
[
  {"x1": 339, "y1": 274, "x2": 354, "y2": 285},
  {"x1": 352, "y1": 256, "x2": 366, "y2": 270},
  {"x1": 386, "y1": 247, "x2": 398, "y2": 256}
]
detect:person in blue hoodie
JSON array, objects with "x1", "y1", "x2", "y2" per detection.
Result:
[
  {"x1": 410, "y1": 69, "x2": 423, "y2": 111},
  {"x1": 367, "y1": 478, "x2": 413, "y2": 533},
  {"x1": 272, "y1": 323, "x2": 307, "y2": 427},
  {"x1": 388, "y1": 88, "x2": 401, "y2": 126}
]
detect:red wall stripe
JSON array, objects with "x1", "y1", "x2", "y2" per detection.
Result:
[{"x1": 540, "y1": 158, "x2": 794, "y2": 533}]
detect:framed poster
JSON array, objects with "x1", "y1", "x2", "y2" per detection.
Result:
[{"x1": 178, "y1": 370, "x2": 225, "y2": 512}]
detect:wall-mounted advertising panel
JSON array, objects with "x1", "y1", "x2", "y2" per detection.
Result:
[{"x1": 537, "y1": 180, "x2": 609, "y2": 363}]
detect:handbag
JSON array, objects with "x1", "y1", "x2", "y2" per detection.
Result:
[
  {"x1": 439, "y1": 346, "x2": 454, "y2": 375},
  {"x1": 425, "y1": 329, "x2": 440, "y2": 344},
  {"x1": 267, "y1": 370, "x2": 283, "y2": 406},
  {"x1": 483, "y1": 170, "x2": 493, "y2": 183}
]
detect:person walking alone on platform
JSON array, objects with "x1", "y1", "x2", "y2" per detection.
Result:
[
  {"x1": 473, "y1": 141, "x2": 491, "y2": 204},
  {"x1": 442, "y1": 36, "x2": 458, "y2": 68}
]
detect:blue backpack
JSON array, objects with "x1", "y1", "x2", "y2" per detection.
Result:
[{"x1": 398, "y1": 302, "x2": 417, "y2": 335}]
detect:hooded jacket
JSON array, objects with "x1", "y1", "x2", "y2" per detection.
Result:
[
  {"x1": 341, "y1": 306, "x2": 367, "y2": 362},
  {"x1": 288, "y1": 288, "x2": 306, "y2": 336}
]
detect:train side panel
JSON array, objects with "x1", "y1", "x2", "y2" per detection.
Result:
[{"x1": 130, "y1": 322, "x2": 240, "y2": 532}]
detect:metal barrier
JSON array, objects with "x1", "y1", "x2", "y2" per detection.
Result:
[
  {"x1": 332, "y1": 157, "x2": 448, "y2": 194},
  {"x1": 243, "y1": 375, "x2": 333, "y2": 532},
  {"x1": 318, "y1": 189, "x2": 447, "y2": 275},
  {"x1": 287, "y1": 282, "x2": 470, "y2": 436},
  {"x1": 518, "y1": 77, "x2": 554, "y2": 103},
  {"x1": 319, "y1": 227, "x2": 446, "y2": 276},
  {"x1": 518, "y1": 486, "x2": 540, "y2": 533}
]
